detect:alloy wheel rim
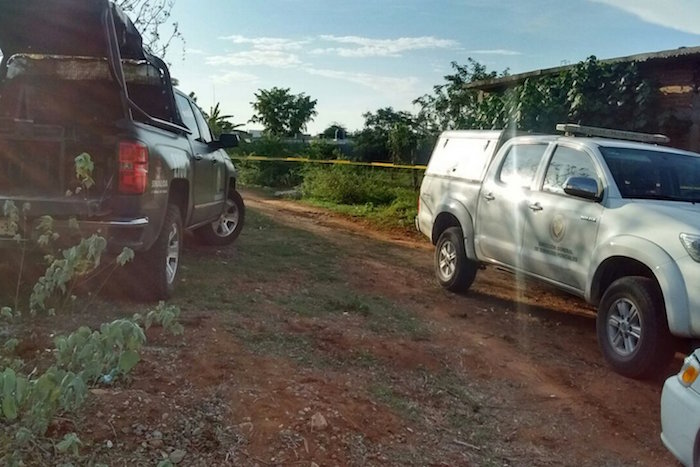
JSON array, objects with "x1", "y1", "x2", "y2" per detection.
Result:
[
  {"x1": 607, "y1": 298, "x2": 642, "y2": 357},
  {"x1": 438, "y1": 240, "x2": 457, "y2": 280},
  {"x1": 213, "y1": 199, "x2": 239, "y2": 238},
  {"x1": 165, "y1": 222, "x2": 179, "y2": 285}
]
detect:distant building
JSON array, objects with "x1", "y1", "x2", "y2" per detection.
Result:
[{"x1": 467, "y1": 46, "x2": 700, "y2": 152}]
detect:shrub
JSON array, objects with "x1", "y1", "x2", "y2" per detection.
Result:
[{"x1": 301, "y1": 166, "x2": 399, "y2": 205}]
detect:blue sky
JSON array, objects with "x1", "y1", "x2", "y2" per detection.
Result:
[{"x1": 166, "y1": 0, "x2": 700, "y2": 134}]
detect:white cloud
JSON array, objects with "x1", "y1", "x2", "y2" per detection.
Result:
[
  {"x1": 211, "y1": 70, "x2": 259, "y2": 84},
  {"x1": 590, "y1": 0, "x2": 700, "y2": 35},
  {"x1": 186, "y1": 48, "x2": 208, "y2": 56},
  {"x1": 206, "y1": 50, "x2": 302, "y2": 68},
  {"x1": 312, "y1": 35, "x2": 459, "y2": 58},
  {"x1": 306, "y1": 68, "x2": 420, "y2": 95},
  {"x1": 468, "y1": 49, "x2": 522, "y2": 56},
  {"x1": 219, "y1": 35, "x2": 309, "y2": 51}
]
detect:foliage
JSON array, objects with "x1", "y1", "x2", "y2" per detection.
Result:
[
  {"x1": 352, "y1": 107, "x2": 434, "y2": 164},
  {"x1": 302, "y1": 166, "x2": 402, "y2": 205},
  {"x1": 230, "y1": 136, "x2": 307, "y2": 187},
  {"x1": 206, "y1": 103, "x2": 243, "y2": 138},
  {"x1": 0, "y1": 154, "x2": 183, "y2": 465},
  {"x1": 414, "y1": 56, "x2": 659, "y2": 133},
  {"x1": 250, "y1": 87, "x2": 318, "y2": 137},
  {"x1": 116, "y1": 0, "x2": 183, "y2": 59},
  {"x1": 414, "y1": 59, "x2": 507, "y2": 131},
  {"x1": 301, "y1": 166, "x2": 419, "y2": 229}
]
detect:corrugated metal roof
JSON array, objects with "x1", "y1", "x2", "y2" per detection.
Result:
[{"x1": 467, "y1": 46, "x2": 700, "y2": 91}]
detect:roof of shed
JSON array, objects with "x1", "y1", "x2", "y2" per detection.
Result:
[{"x1": 467, "y1": 45, "x2": 700, "y2": 92}]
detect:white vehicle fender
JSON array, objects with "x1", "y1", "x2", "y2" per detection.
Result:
[
  {"x1": 586, "y1": 235, "x2": 690, "y2": 336},
  {"x1": 432, "y1": 199, "x2": 478, "y2": 261}
]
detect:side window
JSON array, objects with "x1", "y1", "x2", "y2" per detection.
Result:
[
  {"x1": 543, "y1": 146, "x2": 599, "y2": 194},
  {"x1": 192, "y1": 104, "x2": 213, "y2": 143},
  {"x1": 499, "y1": 144, "x2": 548, "y2": 188},
  {"x1": 174, "y1": 94, "x2": 201, "y2": 140}
]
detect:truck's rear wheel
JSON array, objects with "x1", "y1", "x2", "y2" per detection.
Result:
[
  {"x1": 194, "y1": 189, "x2": 245, "y2": 246},
  {"x1": 596, "y1": 276, "x2": 675, "y2": 379},
  {"x1": 435, "y1": 227, "x2": 477, "y2": 293},
  {"x1": 134, "y1": 204, "x2": 182, "y2": 301}
]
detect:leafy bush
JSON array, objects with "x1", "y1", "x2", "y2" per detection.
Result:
[
  {"x1": 231, "y1": 136, "x2": 306, "y2": 188},
  {"x1": 301, "y1": 166, "x2": 399, "y2": 205}
]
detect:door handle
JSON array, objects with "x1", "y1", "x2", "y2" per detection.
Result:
[
  {"x1": 528, "y1": 202, "x2": 543, "y2": 212},
  {"x1": 483, "y1": 192, "x2": 495, "y2": 201},
  {"x1": 194, "y1": 154, "x2": 204, "y2": 161}
]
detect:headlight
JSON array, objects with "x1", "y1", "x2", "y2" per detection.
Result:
[
  {"x1": 679, "y1": 354, "x2": 700, "y2": 387},
  {"x1": 680, "y1": 233, "x2": 700, "y2": 262}
]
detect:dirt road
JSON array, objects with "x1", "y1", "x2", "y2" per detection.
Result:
[{"x1": 15, "y1": 189, "x2": 678, "y2": 466}]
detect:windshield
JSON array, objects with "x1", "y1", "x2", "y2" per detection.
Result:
[{"x1": 600, "y1": 146, "x2": 700, "y2": 202}]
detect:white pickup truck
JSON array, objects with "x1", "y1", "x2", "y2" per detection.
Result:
[{"x1": 416, "y1": 124, "x2": 700, "y2": 379}]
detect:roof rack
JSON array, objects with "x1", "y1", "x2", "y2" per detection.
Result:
[{"x1": 555, "y1": 124, "x2": 670, "y2": 145}]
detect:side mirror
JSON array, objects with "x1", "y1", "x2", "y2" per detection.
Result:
[
  {"x1": 217, "y1": 133, "x2": 240, "y2": 149},
  {"x1": 563, "y1": 176, "x2": 602, "y2": 201}
]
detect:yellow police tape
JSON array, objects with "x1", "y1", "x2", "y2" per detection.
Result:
[{"x1": 230, "y1": 155, "x2": 427, "y2": 171}]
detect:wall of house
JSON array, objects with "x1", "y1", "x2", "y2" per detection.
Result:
[{"x1": 641, "y1": 59, "x2": 700, "y2": 151}]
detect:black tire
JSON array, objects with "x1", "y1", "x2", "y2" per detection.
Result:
[
  {"x1": 434, "y1": 226, "x2": 478, "y2": 293},
  {"x1": 132, "y1": 204, "x2": 183, "y2": 301},
  {"x1": 194, "y1": 189, "x2": 245, "y2": 246},
  {"x1": 596, "y1": 276, "x2": 675, "y2": 379}
]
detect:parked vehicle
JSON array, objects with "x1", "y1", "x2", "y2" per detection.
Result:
[
  {"x1": 661, "y1": 349, "x2": 700, "y2": 466},
  {"x1": 0, "y1": 0, "x2": 244, "y2": 299},
  {"x1": 417, "y1": 124, "x2": 700, "y2": 379}
]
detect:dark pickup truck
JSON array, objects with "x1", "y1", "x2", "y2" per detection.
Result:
[{"x1": 0, "y1": 0, "x2": 245, "y2": 299}]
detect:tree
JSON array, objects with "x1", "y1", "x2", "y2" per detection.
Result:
[
  {"x1": 414, "y1": 59, "x2": 508, "y2": 132},
  {"x1": 116, "y1": 0, "x2": 183, "y2": 59},
  {"x1": 207, "y1": 103, "x2": 243, "y2": 138},
  {"x1": 249, "y1": 87, "x2": 318, "y2": 137},
  {"x1": 353, "y1": 107, "x2": 426, "y2": 163}
]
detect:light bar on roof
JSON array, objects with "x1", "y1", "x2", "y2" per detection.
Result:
[{"x1": 555, "y1": 123, "x2": 670, "y2": 144}]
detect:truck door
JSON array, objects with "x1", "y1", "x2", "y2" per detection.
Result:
[
  {"x1": 475, "y1": 143, "x2": 550, "y2": 268},
  {"x1": 520, "y1": 144, "x2": 604, "y2": 292},
  {"x1": 175, "y1": 93, "x2": 224, "y2": 224}
]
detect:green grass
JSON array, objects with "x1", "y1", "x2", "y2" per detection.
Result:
[{"x1": 369, "y1": 383, "x2": 421, "y2": 421}]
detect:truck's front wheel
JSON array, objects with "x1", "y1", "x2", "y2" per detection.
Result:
[
  {"x1": 195, "y1": 189, "x2": 245, "y2": 246},
  {"x1": 596, "y1": 276, "x2": 675, "y2": 379},
  {"x1": 435, "y1": 227, "x2": 477, "y2": 293}
]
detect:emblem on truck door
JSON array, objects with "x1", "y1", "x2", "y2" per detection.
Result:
[{"x1": 550, "y1": 214, "x2": 566, "y2": 242}]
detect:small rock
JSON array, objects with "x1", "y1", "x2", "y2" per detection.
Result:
[
  {"x1": 169, "y1": 449, "x2": 187, "y2": 464},
  {"x1": 106, "y1": 440, "x2": 113, "y2": 449},
  {"x1": 151, "y1": 430, "x2": 163, "y2": 440},
  {"x1": 311, "y1": 463, "x2": 320, "y2": 467},
  {"x1": 310, "y1": 413, "x2": 328, "y2": 431}
]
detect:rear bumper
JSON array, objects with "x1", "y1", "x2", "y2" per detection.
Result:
[
  {"x1": 660, "y1": 375, "x2": 700, "y2": 466},
  {"x1": 0, "y1": 216, "x2": 150, "y2": 251}
]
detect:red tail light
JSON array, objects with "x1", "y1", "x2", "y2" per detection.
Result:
[{"x1": 119, "y1": 141, "x2": 148, "y2": 194}]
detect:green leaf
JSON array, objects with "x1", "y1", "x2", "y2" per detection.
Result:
[
  {"x1": 116, "y1": 247, "x2": 135, "y2": 266},
  {"x1": 56, "y1": 432, "x2": 82, "y2": 455},
  {"x1": 118, "y1": 350, "x2": 140, "y2": 374},
  {"x1": 1, "y1": 307, "x2": 13, "y2": 319},
  {"x1": 4, "y1": 338, "x2": 19, "y2": 352},
  {"x1": 2, "y1": 368, "x2": 18, "y2": 420},
  {"x1": 15, "y1": 427, "x2": 33, "y2": 446}
]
